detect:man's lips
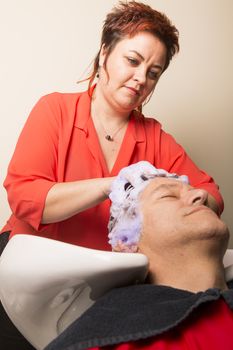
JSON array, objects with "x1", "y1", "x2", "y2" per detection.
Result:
[{"x1": 185, "y1": 206, "x2": 215, "y2": 216}]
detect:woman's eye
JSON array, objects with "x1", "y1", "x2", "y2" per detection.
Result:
[
  {"x1": 127, "y1": 57, "x2": 139, "y2": 65},
  {"x1": 148, "y1": 71, "x2": 159, "y2": 80}
]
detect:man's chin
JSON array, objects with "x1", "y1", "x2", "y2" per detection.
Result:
[{"x1": 204, "y1": 222, "x2": 229, "y2": 245}]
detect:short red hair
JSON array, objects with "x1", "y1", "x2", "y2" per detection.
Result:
[{"x1": 88, "y1": 1, "x2": 179, "y2": 89}]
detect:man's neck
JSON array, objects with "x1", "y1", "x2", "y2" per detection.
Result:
[{"x1": 148, "y1": 254, "x2": 228, "y2": 293}]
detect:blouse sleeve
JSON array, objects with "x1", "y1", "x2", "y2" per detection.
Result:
[
  {"x1": 155, "y1": 126, "x2": 224, "y2": 213},
  {"x1": 4, "y1": 94, "x2": 61, "y2": 230}
]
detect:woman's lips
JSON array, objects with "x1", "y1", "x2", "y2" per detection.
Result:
[{"x1": 125, "y1": 86, "x2": 140, "y2": 96}]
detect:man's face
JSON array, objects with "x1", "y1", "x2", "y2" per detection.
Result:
[{"x1": 138, "y1": 177, "x2": 229, "y2": 254}]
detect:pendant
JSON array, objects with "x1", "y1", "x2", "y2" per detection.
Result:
[{"x1": 105, "y1": 135, "x2": 113, "y2": 142}]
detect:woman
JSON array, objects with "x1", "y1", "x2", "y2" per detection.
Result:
[
  {"x1": 0, "y1": 2, "x2": 225, "y2": 349},
  {"x1": 1, "y1": 1, "x2": 223, "y2": 252}
]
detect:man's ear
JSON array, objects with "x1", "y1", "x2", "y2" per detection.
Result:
[
  {"x1": 112, "y1": 241, "x2": 139, "y2": 253},
  {"x1": 99, "y1": 44, "x2": 107, "y2": 67},
  {"x1": 137, "y1": 246, "x2": 144, "y2": 254}
]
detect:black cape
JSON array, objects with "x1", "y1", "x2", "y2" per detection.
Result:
[{"x1": 44, "y1": 281, "x2": 233, "y2": 350}]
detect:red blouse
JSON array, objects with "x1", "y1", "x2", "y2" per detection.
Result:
[
  {"x1": 91, "y1": 299, "x2": 233, "y2": 349},
  {"x1": 1, "y1": 87, "x2": 223, "y2": 250}
]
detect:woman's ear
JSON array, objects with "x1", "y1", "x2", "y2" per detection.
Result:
[{"x1": 99, "y1": 44, "x2": 106, "y2": 67}]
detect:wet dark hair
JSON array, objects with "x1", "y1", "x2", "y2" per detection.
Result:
[{"x1": 87, "y1": 1, "x2": 179, "y2": 90}]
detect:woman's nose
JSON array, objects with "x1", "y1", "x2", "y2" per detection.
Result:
[
  {"x1": 186, "y1": 188, "x2": 208, "y2": 206},
  {"x1": 134, "y1": 68, "x2": 146, "y2": 84}
]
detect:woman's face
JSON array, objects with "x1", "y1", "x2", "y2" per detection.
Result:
[{"x1": 97, "y1": 31, "x2": 167, "y2": 113}]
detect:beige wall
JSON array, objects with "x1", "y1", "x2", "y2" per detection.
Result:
[{"x1": 0, "y1": 0, "x2": 232, "y2": 245}]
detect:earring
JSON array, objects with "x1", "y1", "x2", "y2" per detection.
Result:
[{"x1": 136, "y1": 104, "x2": 142, "y2": 113}]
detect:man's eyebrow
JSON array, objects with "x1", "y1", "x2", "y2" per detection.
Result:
[{"x1": 129, "y1": 50, "x2": 163, "y2": 70}]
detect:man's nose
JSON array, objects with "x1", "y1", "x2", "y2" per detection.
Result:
[{"x1": 186, "y1": 188, "x2": 208, "y2": 206}]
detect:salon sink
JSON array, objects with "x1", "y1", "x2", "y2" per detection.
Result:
[{"x1": 0, "y1": 234, "x2": 148, "y2": 349}]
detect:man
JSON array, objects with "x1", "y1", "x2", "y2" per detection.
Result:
[{"x1": 45, "y1": 162, "x2": 233, "y2": 350}]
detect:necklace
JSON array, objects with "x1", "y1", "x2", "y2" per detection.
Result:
[{"x1": 98, "y1": 118, "x2": 128, "y2": 142}]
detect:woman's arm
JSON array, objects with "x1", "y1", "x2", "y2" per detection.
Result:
[
  {"x1": 156, "y1": 126, "x2": 224, "y2": 215},
  {"x1": 4, "y1": 93, "x2": 115, "y2": 231},
  {"x1": 41, "y1": 177, "x2": 114, "y2": 224}
]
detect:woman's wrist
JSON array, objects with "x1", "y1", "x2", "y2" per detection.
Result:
[{"x1": 101, "y1": 176, "x2": 116, "y2": 197}]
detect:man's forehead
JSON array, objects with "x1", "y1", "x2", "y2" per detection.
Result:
[{"x1": 141, "y1": 177, "x2": 190, "y2": 196}]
